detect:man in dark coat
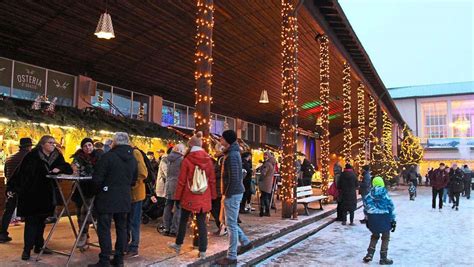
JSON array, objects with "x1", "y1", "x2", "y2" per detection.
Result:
[
  {"x1": 338, "y1": 164, "x2": 358, "y2": 225},
  {"x1": 88, "y1": 132, "x2": 137, "y2": 267},
  {"x1": 300, "y1": 156, "x2": 315, "y2": 186},
  {"x1": 431, "y1": 163, "x2": 449, "y2": 211},
  {"x1": 449, "y1": 164, "x2": 464, "y2": 211},
  {"x1": 0, "y1": 138, "x2": 33, "y2": 243}
]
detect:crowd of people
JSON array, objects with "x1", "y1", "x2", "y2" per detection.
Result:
[{"x1": 0, "y1": 129, "x2": 263, "y2": 266}]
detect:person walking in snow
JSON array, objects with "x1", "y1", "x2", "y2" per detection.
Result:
[
  {"x1": 449, "y1": 164, "x2": 464, "y2": 211},
  {"x1": 431, "y1": 163, "x2": 449, "y2": 211},
  {"x1": 363, "y1": 176, "x2": 396, "y2": 265},
  {"x1": 338, "y1": 164, "x2": 358, "y2": 225}
]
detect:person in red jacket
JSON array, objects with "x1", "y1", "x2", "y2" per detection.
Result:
[
  {"x1": 168, "y1": 132, "x2": 216, "y2": 259},
  {"x1": 431, "y1": 163, "x2": 449, "y2": 211}
]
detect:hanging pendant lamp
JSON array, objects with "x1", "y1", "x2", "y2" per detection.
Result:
[
  {"x1": 94, "y1": 12, "x2": 115, "y2": 39},
  {"x1": 259, "y1": 89, "x2": 269, "y2": 104}
]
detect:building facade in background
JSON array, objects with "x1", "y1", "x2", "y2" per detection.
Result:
[{"x1": 389, "y1": 81, "x2": 474, "y2": 174}]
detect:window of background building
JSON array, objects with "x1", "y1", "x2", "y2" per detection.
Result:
[
  {"x1": 212, "y1": 115, "x2": 226, "y2": 135},
  {"x1": 266, "y1": 127, "x2": 281, "y2": 146},
  {"x1": 226, "y1": 117, "x2": 235, "y2": 132},
  {"x1": 451, "y1": 100, "x2": 474, "y2": 137},
  {"x1": 241, "y1": 121, "x2": 248, "y2": 140},
  {"x1": 421, "y1": 102, "x2": 448, "y2": 139},
  {"x1": 247, "y1": 123, "x2": 255, "y2": 142},
  {"x1": 188, "y1": 107, "x2": 196, "y2": 128},
  {"x1": 174, "y1": 104, "x2": 188, "y2": 128},
  {"x1": 132, "y1": 93, "x2": 149, "y2": 120},
  {"x1": 255, "y1": 125, "x2": 261, "y2": 143},
  {"x1": 162, "y1": 101, "x2": 174, "y2": 126},
  {"x1": 112, "y1": 88, "x2": 132, "y2": 117},
  {"x1": 92, "y1": 83, "x2": 112, "y2": 110}
]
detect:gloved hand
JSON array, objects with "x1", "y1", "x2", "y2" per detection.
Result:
[{"x1": 391, "y1": 221, "x2": 397, "y2": 232}]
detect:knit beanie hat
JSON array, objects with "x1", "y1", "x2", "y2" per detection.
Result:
[
  {"x1": 222, "y1": 130, "x2": 237, "y2": 145},
  {"x1": 81, "y1": 138, "x2": 94, "y2": 148},
  {"x1": 372, "y1": 176, "x2": 385, "y2": 188},
  {"x1": 188, "y1": 131, "x2": 203, "y2": 147}
]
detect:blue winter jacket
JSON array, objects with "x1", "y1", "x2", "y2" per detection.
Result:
[
  {"x1": 364, "y1": 187, "x2": 396, "y2": 234},
  {"x1": 222, "y1": 142, "x2": 245, "y2": 196}
]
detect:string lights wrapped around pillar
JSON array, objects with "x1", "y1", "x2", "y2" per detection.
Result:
[
  {"x1": 194, "y1": 0, "x2": 214, "y2": 151},
  {"x1": 342, "y1": 62, "x2": 352, "y2": 164},
  {"x1": 382, "y1": 111, "x2": 399, "y2": 180},
  {"x1": 318, "y1": 34, "x2": 330, "y2": 197},
  {"x1": 368, "y1": 95, "x2": 377, "y2": 162},
  {"x1": 280, "y1": 0, "x2": 300, "y2": 219},
  {"x1": 356, "y1": 83, "x2": 366, "y2": 168}
]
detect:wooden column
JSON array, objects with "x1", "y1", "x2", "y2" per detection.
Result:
[
  {"x1": 280, "y1": 0, "x2": 300, "y2": 219},
  {"x1": 193, "y1": 0, "x2": 214, "y2": 246},
  {"x1": 194, "y1": 0, "x2": 214, "y2": 150},
  {"x1": 356, "y1": 83, "x2": 366, "y2": 169},
  {"x1": 319, "y1": 34, "x2": 330, "y2": 198}
]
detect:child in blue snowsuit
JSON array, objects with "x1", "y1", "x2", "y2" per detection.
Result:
[{"x1": 363, "y1": 176, "x2": 396, "y2": 265}]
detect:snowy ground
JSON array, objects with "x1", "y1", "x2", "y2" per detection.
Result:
[{"x1": 259, "y1": 186, "x2": 474, "y2": 267}]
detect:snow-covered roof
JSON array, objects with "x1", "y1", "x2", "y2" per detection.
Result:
[{"x1": 388, "y1": 81, "x2": 474, "y2": 99}]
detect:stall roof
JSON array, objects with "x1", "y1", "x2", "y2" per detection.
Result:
[{"x1": 0, "y1": 0, "x2": 404, "y2": 135}]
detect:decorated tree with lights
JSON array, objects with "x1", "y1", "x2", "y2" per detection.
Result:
[{"x1": 399, "y1": 124, "x2": 424, "y2": 169}]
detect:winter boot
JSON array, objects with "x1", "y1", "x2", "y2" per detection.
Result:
[
  {"x1": 363, "y1": 247, "x2": 375, "y2": 262},
  {"x1": 379, "y1": 251, "x2": 393, "y2": 265}
]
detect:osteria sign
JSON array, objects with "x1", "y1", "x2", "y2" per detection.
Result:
[{"x1": 13, "y1": 62, "x2": 46, "y2": 92}]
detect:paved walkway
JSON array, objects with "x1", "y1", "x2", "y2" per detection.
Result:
[
  {"x1": 260, "y1": 186, "x2": 474, "y2": 267},
  {"x1": 0, "y1": 188, "x2": 333, "y2": 266}
]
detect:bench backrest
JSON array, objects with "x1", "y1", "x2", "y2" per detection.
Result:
[{"x1": 296, "y1": 186, "x2": 313, "y2": 198}]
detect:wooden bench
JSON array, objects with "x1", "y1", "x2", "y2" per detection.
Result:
[{"x1": 297, "y1": 186, "x2": 328, "y2": 215}]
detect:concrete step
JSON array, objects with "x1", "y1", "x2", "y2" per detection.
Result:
[{"x1": 237, "y1": 215, "x2": 336, "y2": 266}]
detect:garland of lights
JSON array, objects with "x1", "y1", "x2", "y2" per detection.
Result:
[
  {"x1": 319, "y1": 35, "x2": 330, "y2": 196},
  {"x1": 342, "y1": 62, "x2": 352, "y2": 163},
  {"x1": 356, "y1": 83, "x2": 366, "y2": 167},
  {"x1": 368, "y1": 95, "x2": 377, "y2": 162},
  {"x1": 194, "y1": 0, "x2": 214, "y2": 151},
  {"x1": 382, "y1": 111, "x2": 398, "y2": 179},
  {"x1": 280, "y1": 0, "x2": 299, "y2": 218}
]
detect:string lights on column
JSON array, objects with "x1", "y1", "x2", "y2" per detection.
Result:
[
  {"x1": 318, "y1": 34, "x2": 330, "y2": 197},
  {"x1": 368, "y1": 95, "x2": 377, "y2": 162},
  {"x1": 280, "y1": 0, "x2": 299, "y2": 218},
  {"x1": 194, "y1": 0, "x2": 214, "y2": 150},
  {"x1": 342, "y1": 62, "x2": 352, "y2": 164},
  {"x1": 356, "y1": 83, "x2": 366, "y2": 167}
]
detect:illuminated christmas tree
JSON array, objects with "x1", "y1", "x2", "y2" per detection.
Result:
[{"x1": 399, "y1": 124, "x2": 424, "y2": 169}]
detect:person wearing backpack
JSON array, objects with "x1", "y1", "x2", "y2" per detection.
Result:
[{"x1": 168, "y1": 132, "x2": 216, "y2": 259}]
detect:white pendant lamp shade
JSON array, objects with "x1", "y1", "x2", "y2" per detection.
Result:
[
  {"x1": 94, "y1": 12, "x2": 115, "y2": 39},
  {"x1": 259, "y1": 89, "x2": 269, "y2": 104}
]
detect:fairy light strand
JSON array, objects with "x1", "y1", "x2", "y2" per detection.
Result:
[
  {"x1": 194, "y1": 0, "x2": 214, "y2": 151},
  {"x1": 368, "y1": 95, "x2": 377, "y2": 162},
  {"x1": 280, "y1": 0, "x2": 299, "y2": 218},
  {"x1": 342, "y1": 62, "x2": 352, "y2": 164},
  {"x1": 319, "y1": 35, "x2": 330, "y2": 197},
  {"x1": 356, "y1": 83, "x2": 366, "y2": 168}
]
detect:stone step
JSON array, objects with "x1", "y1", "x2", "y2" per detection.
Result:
[{"x1": 237, "y1": 216, "x2": 335, "y2": 266}]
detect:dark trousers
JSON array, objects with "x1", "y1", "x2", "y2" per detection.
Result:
[
  {"x1": 452, "y1": 192, "x2": 460, "y2": 207},
  {"x1": 97, "y1": 213, "x2": 127, "y2": 264},
  {"x1": 368, "y1": 232, "x2": 390, "y2": 253},
  {"x1": 260, "y1": 192, "x2": 271, "y2": 214},
  {"x1": 23, "y1": 215, "x2": 47, "y2": 251},
  {"x1": 241, "y1": 179, "x2": 252, "y2": 210},
  {"x1": 336, "y1": 201, "x2": 344, "y2": 220},
  {"x1": 176, "y1": 209, "x2": 207, "y2": 252},
  {"x1": 211, "y1": 198, "x2": 221, "y2": 228},
  {"x1": 432, "y1": 188, "x2": 443, "y2": 209},
  {"x1": 0, "y1": 192, "x2": 18, "y2": 236},
  {"x1": 463, "y1": 181, "x2": 471, "y2": 198},
  {"x1": 343, "y1": 210, "x2": 354, "y2": 223}
]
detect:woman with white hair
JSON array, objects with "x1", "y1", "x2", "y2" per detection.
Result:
[{"x1": 162, "y1": 143, "x2": 186, "y2": 236}]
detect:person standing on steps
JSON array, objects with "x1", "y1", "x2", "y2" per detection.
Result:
[
  {"x1": 0, "y1": 138, "x2": 33, "y2": 243},
  {"x1": 363, "y1": 177, "x2": 396, "y2": 265},
  {"x1": 215, "y1": 130, "x2": 252, "y2": 266},
  {"x1": 431, "y1": 163, "x2": 449, "y2": 211},
  {"x1": 333, "y1": 161, "x2": 343, "y2": 221},
  {"x1": 338, "y1": 164, "x2": 358, "y2": 225}
]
